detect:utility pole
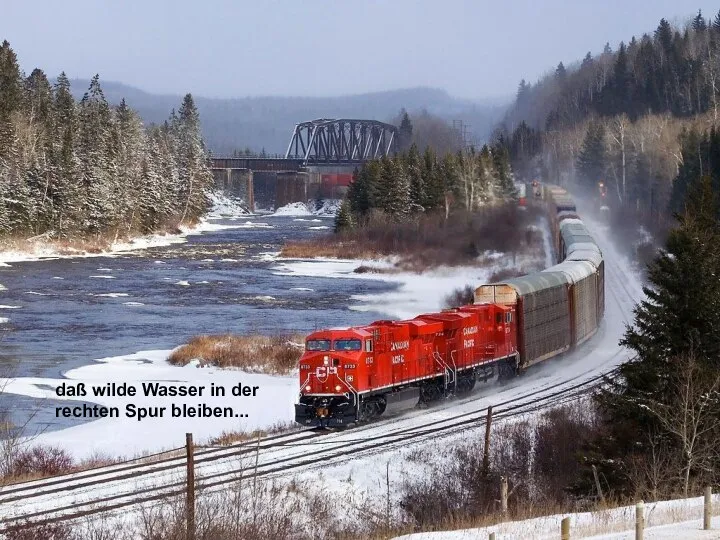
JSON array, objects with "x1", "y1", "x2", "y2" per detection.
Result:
[{"x1": 453, "y1": 119, "x2": 473, "y2": 151}]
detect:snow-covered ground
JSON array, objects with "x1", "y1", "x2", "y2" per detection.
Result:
[
  {"x1": 395, "y1": 496, "x2": 720, "y2": 540},
  {"x1": 1, "y1": 350, "x2": 297, "y2": 460}
]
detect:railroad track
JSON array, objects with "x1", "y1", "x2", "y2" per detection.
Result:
[{"x1": 0, "y1": 365, "x2": 618, "y2": 532}]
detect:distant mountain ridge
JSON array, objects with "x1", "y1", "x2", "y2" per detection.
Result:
[{"x1": 66, "y1": 79, "x2": 509, "y2": 154}]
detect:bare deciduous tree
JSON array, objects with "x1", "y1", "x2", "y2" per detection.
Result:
[{"x1": 641, "y1": 352, "x2": 720, "y2": 497}]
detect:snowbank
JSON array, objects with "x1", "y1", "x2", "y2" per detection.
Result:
[
  {"x1": 1, "y1": 350, "x2": 297, "y2": 460},
  {"x1": 395, "y1": 495, "x2": 720, "y2": 540},
  {"x1": 205, "y1": 191, "x2": 251, "y2": 219},
  {"x1": 273, "y1": 199, "x2": 341, "y2": 217}
]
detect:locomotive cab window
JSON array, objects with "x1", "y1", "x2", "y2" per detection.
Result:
[
  {"x1": 333, "y1": 358, "x2": 340, "y2": 367},
  {"x1": 333, "y1": 339, "x2": 362, "y2": 351},
  {"x1": 306, "y1": 339, "x2": 331, "y2": 351},
  {"x1": 495, "y1": 313, "x2": 502, "y2": 324},
  {"x1": 365, "y1": 340, "x2": 373, "y2": 352},
  {"x1": 505, "y1": 312, "x2": 512, "y2": 323}
]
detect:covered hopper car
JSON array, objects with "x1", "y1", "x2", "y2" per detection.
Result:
[{"x1": 295, "y1": 184, "x2": 604, "y2": 428}]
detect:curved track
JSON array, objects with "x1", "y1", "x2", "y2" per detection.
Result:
[{"x1": 0, "y1": 214, "x2": 645, "y2": 532}]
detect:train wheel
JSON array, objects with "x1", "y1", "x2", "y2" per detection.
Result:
[
  {"x1": 476, "y1": 365, "x2": 494, "y2": 383},
  {"x1": 456, "y1": 374, "x2": 476, "y2": 394},
  {"x1": 359, "y1": 398, "x2": 386, "y2": 421},
  {"x1": 420, "y1": 383, "x2": 443, "y2": 403},
  {"x1": 497, "y1": 359, "x2": 517, "y2": 382}
]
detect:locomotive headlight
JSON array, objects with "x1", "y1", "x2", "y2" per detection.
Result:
[
  {"x1": 323, "y1": 357, "x2": 329, "y2": 365},
  {"x1": 305, "y1": 385, "x2": 311, "y2": 391},
  {"x1": 335, "y1": 385, "x2": 342, "y2": 391}
]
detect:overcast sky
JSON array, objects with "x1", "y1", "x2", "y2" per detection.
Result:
[{"x1": 1, "y1": 0, "x2": 716, "y2": 100}]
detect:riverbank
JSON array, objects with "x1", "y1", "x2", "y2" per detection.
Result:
[
  {"x1": 281, "y1": 206, "x2": 547, "y2": 272},
  {"x1": 0, "y1": 192, "x2": 251, "y2": 265}
]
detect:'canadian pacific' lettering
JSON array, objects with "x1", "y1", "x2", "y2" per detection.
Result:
[
  {"x1": 390, "y1": 340, "x2": 410, "y2": 351},
  {"x1": 462, "y1": 326, "x2": 478, "y2": 336}
]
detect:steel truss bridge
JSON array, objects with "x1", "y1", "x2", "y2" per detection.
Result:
[
  {"x1": 284, "y1": 119, "x2": 397, "y2": 164},
  {"x1": 210, "y1": 119, "x2": 397, "y2": 171}
]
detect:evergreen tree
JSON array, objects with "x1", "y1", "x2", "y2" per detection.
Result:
[
  {"x1": 380, "y1": 157, "x2": 411, "y2": 219},
  {"x1": 610, "y1": 42, "x2": 630, "y2": 115},
  {"x1": 581, "y1": 52, "x2": 593, "y2": 68},
  {"x1": 421, "y1": 146, "x2": 443, "y2": 211},
  {"x1": 334, "y1": 200, "x2": 355, "y2": 232},
  {"x1": 713, "y1": 10, "x2": 720, "y2": 32},
  {"x1": 176, "y1": 93, "x2": 213, "y2": 224},
  {"x1": 24, "y1": 68, "x2": 53, "y2": 125},
  {"x1": 576, "y1": 121, "x2": 606, "y2": 192},
  {"x1": 692, "y1": 9, "x2": 707, "y2": 32},
  {"x1": 0, "y1": 40, "x2": 22, "y2": 121},
  {"x1": 517, "y1": 79, "x2": 530, "y2": 103},
  {"x1": 593, "y1": 177, "x2": 720, "y2": 494},
  {"x1": 77, "y1": 74, "x2": 114, "y2": 233},
  {"x1": 405, "y1": 144, "x2": 425, "y2": 212},
  {"x1": 397, "y1": 108, "x2": 413, "y2": 151},
  {"x1": 347, "y1": 165, "x2": 372, "y2": 216},
  {"x1": 655, "y1": 18, "x2": 673, "y2": 53},
  {"x1": 555, "y1": 62, "x2": 567, "y2": 81},
  {"x1": 439, "y1": 153, "x2": 459, "y2": 219},
  {"x1": 52, "y1": 72, "x2": 80, "y2": 235},
  {"x1": 491, "y1": 145, "x2": 517, "y2": 201}
]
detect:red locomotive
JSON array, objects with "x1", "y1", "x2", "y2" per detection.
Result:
[
  {"x1": 295, "y1": 184, "x2": 604, "y2": 428},
  {"x1": 295, "y1": 303, "x2": 518, "y2": 427}
]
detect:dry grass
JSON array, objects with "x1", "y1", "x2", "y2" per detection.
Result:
[
  {"x1": 167, "y1": 334, "x2": 305, "y2": 375},
  {"x1": 1, "y1": 446, "x2": 125, "y2": 486},
  {"x1": 208, "y1": 421, "x2": 296, "y2": 446},
  {"x1": 281, "y1": 206, "x2": 546, "y2": 271}
]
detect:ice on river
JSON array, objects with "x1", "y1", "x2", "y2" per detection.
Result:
[{"x1": 1, "y1": 349, "x2": 297, "y2": 460}]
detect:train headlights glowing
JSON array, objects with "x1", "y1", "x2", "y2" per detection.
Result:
[
  {"x1": 335, "y1": 385, "x2": 342, "y2": 392},
  {"x1": 305, "y1": 385, "x2": 311, "y2": 392}
]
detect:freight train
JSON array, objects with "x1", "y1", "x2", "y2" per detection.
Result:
[{"x1": 294, "y1": 185, "x2": 604, "y2": 428}]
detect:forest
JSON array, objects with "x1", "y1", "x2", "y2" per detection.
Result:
[
  {"x1": 0, "y1": 40, "x2": 214, "y2": 244},
  {"x1": 500, "y1": 10, "x2": 720, "y2": 231},
  {"x1": 335, "y1": 112, "x2": 517, "y2": 233}
]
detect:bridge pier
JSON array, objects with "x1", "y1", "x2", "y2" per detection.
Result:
[
  {"x1": 275, "y1": 172, "x2": 320, "y2": 209},
  {"x1": 212, "y1": 168, "x2": 254, "y2": 212}
]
